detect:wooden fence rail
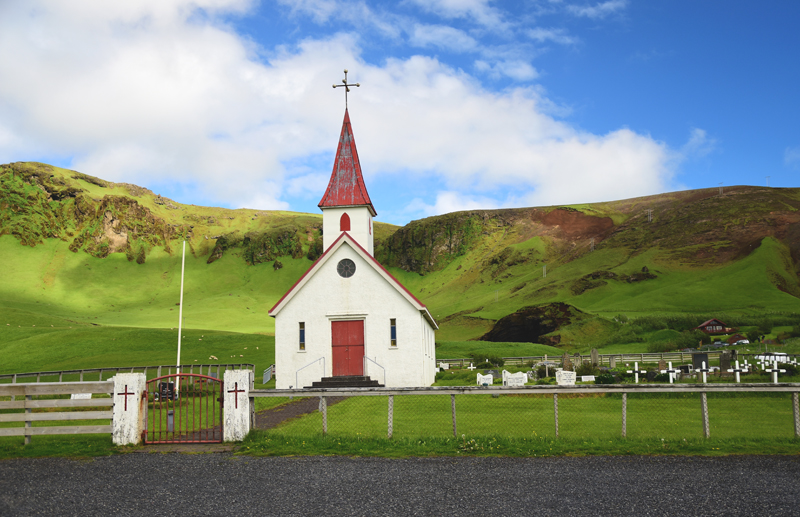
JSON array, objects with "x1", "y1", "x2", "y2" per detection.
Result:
[
  {"x1": 439, "y1": 352, "x2": 798, "y2": 368},
  {"x1": 0, "y1": 363, "x2": 255, "y2": 384},
  {"x1": 0, "y1": 381, "x2": 114, "y2": 444}
]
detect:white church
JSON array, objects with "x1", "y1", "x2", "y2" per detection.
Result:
[{"x1": 269, "y1": 108, "x2": 438, "y2": 389}]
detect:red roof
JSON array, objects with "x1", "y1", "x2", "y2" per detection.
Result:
[{"x1": 318, "y1": 109, "x2": 376, "y2": 216}]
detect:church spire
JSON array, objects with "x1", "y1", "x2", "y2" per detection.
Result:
[{"x1": 318, "y1": 109, "x2": 377, "y2": 216}]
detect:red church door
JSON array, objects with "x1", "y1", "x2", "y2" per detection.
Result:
[{"x1": 331, "y1": 320, "x2": 364, "y2": 376}]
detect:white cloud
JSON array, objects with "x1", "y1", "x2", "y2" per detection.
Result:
[
  {"x1": 527, "y1": 27, "x2": 578, "y2": 45},
  {"x1": 0, "y1": 0, "x2": 675, "y2": 219},
  {"x1": 786, "y1": 146, "x2": 800, "y2": 170},
  {"x1": 407, "y1": 0, "x2": 507, "y2": 30},
  {"x1": 567, "y1": 0, "x2": 628, "y2": 19},
  {"x1": 475, "y1": 59, "x2": 539, "y2": 81},
  {"x1": 410, "y1": 24, "x2": 478, "y2": 52},
  {"x1": 681, "y1": 128, "x2": 717, "y2": 159},
  {"x1": 406, "y1": 191, "x2": 500, "y2": 217}
]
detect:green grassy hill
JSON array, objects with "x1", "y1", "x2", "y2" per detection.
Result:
[{"x1": 1, "y1": 161, "x2": 799, "y2": 374}]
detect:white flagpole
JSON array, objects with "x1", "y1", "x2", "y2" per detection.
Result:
[{"x1": 176, "y1": 240, "x2": 186, "y2": 375}]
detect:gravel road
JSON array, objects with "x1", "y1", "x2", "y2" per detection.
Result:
[{"x1": 2, "y1": 454, "x2": 798, "y2": 516}]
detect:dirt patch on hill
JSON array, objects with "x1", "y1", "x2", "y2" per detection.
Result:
[{"x1": 480, "y1": 302, "x2": 587, "y2": 344}]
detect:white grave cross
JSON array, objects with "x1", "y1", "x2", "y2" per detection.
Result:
[
  {"x1": 627, "y1": 362, "x2": 646, "y2": 383},
  {"x1": 660, "y1": 362, "x2": 679, "y2": 384},
  {"x1": 765, "y1": 360, "x2": 786, "y2": 384},
  {"x1": 697, "y1": 361, "x2": 710, "y2": 383},
  {"x1": 727, "y1": 360, "x2": 745, "y2": 383},
  {"x1": 467, "y1": 363, "x2": 476, "y2": 371}
]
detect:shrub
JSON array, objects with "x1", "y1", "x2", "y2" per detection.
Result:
[
  {"x1": 780, "y1": 363, "x2": 799, "y2": 376},
  {"x1": 575, "y1": 363, "x2": 599, "y2": 377},
  {"x1": 475, "y1": 361, "x2": 494, "y2": 369},
  {"x1": 594, "y1": 373, "x2": 615, "y2": 384},
  {"x1": 470, "y1": 354, "x2": 504, "y2": 367},
  {"x1": 653, "y1": 373, "x2": 669, "y2": 382}
]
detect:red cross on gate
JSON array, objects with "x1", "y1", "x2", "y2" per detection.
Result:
[
  {"x1": 117, "y1": 384, "x2": 134, "y2": 411},
  {"x1": 228, "y1": 382, "x2": 244, "y2": 408}
]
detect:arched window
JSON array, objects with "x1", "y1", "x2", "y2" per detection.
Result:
[{"x1": 340, "y1": 213, "x2": 350, "y2": 231}]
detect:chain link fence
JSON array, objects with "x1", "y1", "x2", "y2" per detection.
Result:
[{"x1": 252, "y1": 386, "x2": 800, "y2": 441}]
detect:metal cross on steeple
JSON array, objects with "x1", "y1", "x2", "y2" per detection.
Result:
[{"x1": 332, "y1": 69, "x2": 360, "y2": 108}]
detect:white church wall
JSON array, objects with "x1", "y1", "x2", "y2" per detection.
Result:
[
  {"x1": 322, "y1": 206, "x2": 373, "y2": 255},
  {"x1": 274, "y1": 242, "x2": 434, "y2": 389}
]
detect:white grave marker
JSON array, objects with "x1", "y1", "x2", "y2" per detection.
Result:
[
  {"x1": 697, "y1": 361, "x2": 710, "y2": 383},
  {"x1": 438, "y1": 363, "x2": 449, "y2": 370},
  {"x1": 727, "y1": 360, "x2": 745, "y2": 383},
  {"x1": 477, "y1": 373, "x2": 493, "y2": 386},
  {"x1": 467, "y1": 363, "x2": 476, "y2": 371},
  {"x1": 660, "y1": 362, "x2": 679, "y2": 384},
  {"x1": 581, "y1": 376, "x2": 596, "y2": 382},
  {"x1": 765, "y1": 360, "x2": 786, "y2": 384},
  {"x1": 627, "y1": 362, "x2": 646, "y2": 384},
  {"x1": 556, "y1": 370, "x2": 576, "y2": 386},
  {"x1": 505, "y1": 372, "x2": 527, "y2": 386}
]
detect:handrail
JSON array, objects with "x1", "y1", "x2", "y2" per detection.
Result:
[
  {"x1": 363, "y1": 356, "x2": 386, "y2": 386},
  {"x1": 295, "y1": 357, "x2": 325, "y2": 389}
]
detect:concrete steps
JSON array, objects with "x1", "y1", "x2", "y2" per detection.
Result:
[{"x1": 308, "y1": 376, "x2": 384, "y2": 388}]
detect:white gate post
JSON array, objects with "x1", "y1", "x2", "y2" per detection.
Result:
[
  {"x1": 112, "y1": 373, "x2": 146, "y2": 446},
  {"x1": 224, "y1": 370, "x2": 253, "y2": 442}
]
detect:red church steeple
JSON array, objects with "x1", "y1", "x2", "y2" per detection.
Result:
[{"x1": 318, "y1": 109, "x2": 377, "y2": 217}]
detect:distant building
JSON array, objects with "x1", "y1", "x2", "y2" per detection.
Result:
[
  {"x1": 727, "y1": 333, "x2": 747, "y2": 344},
  {"x1": 695, "y1": 318, "x2": 733, "y2": 334}
]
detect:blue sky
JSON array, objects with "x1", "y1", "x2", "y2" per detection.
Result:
[{"x1": 0, "y1": 1, "x2": 798, "y2": 225}]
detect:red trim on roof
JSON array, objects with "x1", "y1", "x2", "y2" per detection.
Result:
[
  {"x1": 269, "y1": 232, "x2": 436, "y2": 328},
  {"x1": 318, "y1": 109, "x2": 376, "y2": 217}
]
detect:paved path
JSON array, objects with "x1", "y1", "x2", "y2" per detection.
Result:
[{"x1": 2, "y1": 454, "x2": 799, "y2": 516}]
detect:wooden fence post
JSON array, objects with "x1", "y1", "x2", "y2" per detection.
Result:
[
  {"x1": 621, "y1": 393, "x2": 627, "y2": 438},
  {"x1": 388, "y1": 395, "x2": 394, "y2": 439},
  {"x1": 793, "y1": 393, "x2": 800, "y2": 438},
  {"x1": 554, "y1": 393, "x2": 559, "y2": 439},
  {"x1": 701, "y1": 392, "x2": 710, "y2": 438},
  {"x1": 24, "y1": 395, "x2": 32, "y2": 445},
  {"x1": 321, "y1": 396, "x2": 327, "y2": 436},
  {"x1": 451, "y1": 394, "x2": 457, "y2": 438}
]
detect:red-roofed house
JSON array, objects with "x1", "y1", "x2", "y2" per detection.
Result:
[
  {"x1": 695, "y1": 319, "x2": 728, "y2": 334},
  {"x1": 269, "y1": 109, "x2": 438, "y2": 388}
]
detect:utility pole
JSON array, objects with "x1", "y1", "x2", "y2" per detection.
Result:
[
  {"x1": 543, "y1": 265, "x2": 547, "y2": 278},
  {"x1": 766, "y1": 176, "x2": 770, "y2": 187}
]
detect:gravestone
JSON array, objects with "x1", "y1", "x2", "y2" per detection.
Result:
[
  {"x1": 477, "y1": 373, "x2": 493, "y2": 386},
  {"x1": 526, "y1": 371, "x2": 536, "y2": 380},
  {"x1": 719, "y1": 352, "x2": 732, "y2": 373},
  {"x1": 555, "y1": 370, "x2": 576, "y2": 386},
  {"x1": 573, "y1": 353, "x2": 582, "y2": 367},
  {"x1": 609, "y1": 356, "x2": 617, "y2": 368},
  {"x1": 658, "y1": 359, "x2": 667, "y2": 371},
  {"x1": 646, "y1": 370, "x2": 658, "y2": 382},
  {"x1": 561, "y1": 353, "x2": 572, "y2": 371},
  {"x1": 505, "y1": 372, "x2": 527, "y2": 386},
  {"x1": 692, "y1": 353, "x2": 709, "y2": 370},
  {"x1": 438, "y1": 362, "x2": 449, "y2": 370},
  {"x1": 591, "y1": 349, "x2": 599, "y2": 366},
  {"x1": 581, "y1": 375, "x2": 596, "y2": 382},
  {"x1": 678, "y1": 365, "x2": 693, "y2": 374},
  {"x1": 485, "y1": 369, "x2": 501, "y2": 378}
]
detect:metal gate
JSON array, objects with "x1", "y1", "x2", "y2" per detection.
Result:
[{"x1": 144, "y1": 373, "x2": 223, "y2": 444}]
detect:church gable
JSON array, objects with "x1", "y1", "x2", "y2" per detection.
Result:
[{"x1": 269, "y1": 232, "x2": 437, "y2": 328}]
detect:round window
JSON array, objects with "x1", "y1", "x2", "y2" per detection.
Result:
[{"x1": 337, "y1": 258, "x2": 356, "y2": 278}]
